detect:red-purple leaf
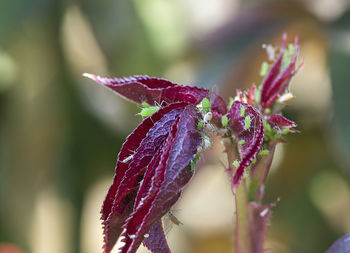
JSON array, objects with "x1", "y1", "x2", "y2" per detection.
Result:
[
  {"x1": 118, "y1": 118, "x2": 178, "y2": 253},
  {"x1": 269, "y1": 114, "x2": 296, "y2": 129},
  {"x1": 228, "y1": 101, "x2": 264, "y2": 188},
  {"x1": 83, "y1": 73, "x2": 227, "y2": 115},
  {"x1": 260, "y1": 34, "x2": 287, "y2": 106},
  {"x1": 326, "y1": 233, "x2": 350, "y2": 253},
  {"x1": 260, "y1": 35, "x2": 302, "y2": 109},
  {"x1": 101, "y1": 102, "x2": 188, "y2": 252},
  {"x1": 143, "y1": 219, "x2": 171, "y2": 253},
  {"x1": 119, "y1": 105, "x2": 202, "y2": 253}
]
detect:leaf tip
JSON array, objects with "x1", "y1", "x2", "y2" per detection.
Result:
[{"x1": 83, "y1": 72, "x2": 98, "y2": 81}]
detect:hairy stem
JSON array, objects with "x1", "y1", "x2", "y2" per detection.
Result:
[
  {"x1": 234, "y1": 182, "x2": 252, "y2": 253},
  {"x1": 225, "y1": 138, "x2": 277, "y2": 253},
  {"x1": 249, "y1": 142, "x2": 277, "y2": 202},
  {"x1": 223, "y1": 138, "x2": 252, "y2": 253}
]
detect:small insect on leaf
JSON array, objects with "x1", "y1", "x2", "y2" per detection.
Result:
[
  {"x1": 244, "y1": 115, "x2": 251, "y2": 130},
  {"x1": 260, "y1": 149, "x2": 270, "y2": 156},
  {"x1": 233, "y1": 160, "x2": 239, "y2": 168},
  {"x1": 282, "y1": 43, "x2": 295, "y2": 70},
  {"x1": 252, "y1": 157, "x2": 257, "y2": 164},
  {"x1": 238, "y1": 139, "x2": 245, "y2": 145},
  {"x1": 138, "y1": 106, "x2": 160, "y2": 117},
  {"x1": 288, "y1": 43, "x2": 295, "y2": 55},
  {"x1": 201, "y1": 97, "x2": 211, "y2": 113},
  {"x1": 260, "y1": 61, "x2": 269, "y2": 76},
  {"x1": 197, "y1": 121, "x2": 204, "y2": 130},
  {"x1": 221, "y1": 115, "x2": 228, "y2": 127},
  {"x1": 240, "y1": 106, "x2": 245, "y2": 117},
  {"x1": 255, "y1": 86, "x2": 261, "y2": 104}
]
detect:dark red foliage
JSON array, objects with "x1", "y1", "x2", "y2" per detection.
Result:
[
  {"x1": 269, "y1": 114, "x2": 297, "y2": 131},
  {"x1": 85, "y1": 72, "x2": 208, "y2": 253},
  {"x1": 143, "y1": 220, "x2": 171, "y2": 253},
  {"x1": 101, "y1": 104, "x2": 202, "y2": 253},
  {"x1": 83, "y1": 73, "x2": 227, "y2": 116},
  {"x1": 101, "y1": 103, "x2": 188, "y2": 252},
  {"x1": 84, "y1": 71, "x2": 268, "y2": 252},
  {"x1": 227, "y1": 101, "x2": 264, "y2": 188},
  {"x1": 260, "y1": 34, "x2": 302, "y2": 109},
  {"x1": 85, "y1": 36, "x2": 299, "y2": 251},
  {"x1": 119, "y1": 106, "x2": 202, "y2": 253}
]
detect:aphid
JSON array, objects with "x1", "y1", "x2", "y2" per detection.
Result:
[
  {"x1": 259, "y1": 149, "x2": 270, "y2": 156},
  {"x1": 238, "y1": 139, "x2": 245, "y2": 145},
  {"x1": 144, "y1": 234, "x2": 149, "y2": 238},
  {"x1": 138, "y1": 105, "x2": 160, "y2": 117},
  {"x1": 197, "y1": 121, "x2": 204, "y2": 130},
  {"x1": 201, "y1": 97, "x2": 211, "y2": 113},
  {"x1": 260, "y1": 61, "x2": 269, "y2": 76},
  {"x1": 282, "y1": 44, "x2": 295, "y2": 69},
  {"x1": 244, "y1": 115, "x2": 251, "y2": 130},
  {"x1": 252, "y1": 157, "x2": 257, "y2": 164},
  {"x1": 254, "y1": 87, "x2": 261, "y2": 104},
  {"x1": 221, "y1": 115, "x2": 228, "y2": 127},
  {"x1": 233, "y1": 160, "x2": 239, "y2": 168},
  {"x1": 288, "y1": 43, "x2": 295, "y2": 55},
  {"x1": 240, "y1": 106, "x2": 245, "y2": 117}
]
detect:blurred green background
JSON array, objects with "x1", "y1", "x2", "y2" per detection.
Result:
[{"x1": 1, "y1": 0, "x2": 350, "y2": 253}]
